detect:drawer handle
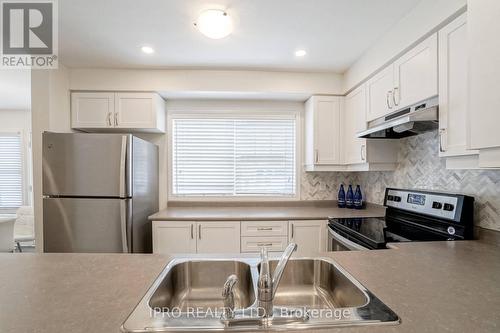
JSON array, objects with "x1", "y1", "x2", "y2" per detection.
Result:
[
  {"x1": 257, "y1": 243, "x2": 273, "y2": 247},
  {"x1": 257, "y1": 227, "x2": 273, "y2": 231}
]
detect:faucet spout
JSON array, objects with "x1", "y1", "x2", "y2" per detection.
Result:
[
  {"x1": 271, "y1": 243, "x2": 297, "y2": 298},
  {"x1": 257, "y1": 243, "x2": 297, "y2": 318}
]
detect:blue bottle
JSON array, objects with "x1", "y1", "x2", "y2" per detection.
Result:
[
  {"x1": 346, "y1": 185, "x2": 354, "y2": 209},
  {"x1": 354, "y1": 185, "x2": 363, "y2": 209},
  {"x1": 338, "y1": 184, "x2": 346, "y2": 208}
]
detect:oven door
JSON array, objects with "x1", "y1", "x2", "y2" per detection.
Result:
[{"x1": 328, "y1": 227, "x2": 370, "y2": 251}]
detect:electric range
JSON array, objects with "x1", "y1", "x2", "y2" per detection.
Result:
[{"x1": 328, "y1": 188, "x2": 475, "y2": 251}]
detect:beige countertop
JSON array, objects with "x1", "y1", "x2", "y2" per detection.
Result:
[
  {"x1": 1, "y1": 241, "x2": 499, "y2": 333},
  {"x1": 149, "y1": 201, "x2": 386, "y2": 221}
]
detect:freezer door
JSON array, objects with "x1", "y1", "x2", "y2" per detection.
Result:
[
  {"x1": 43, "y1": 198, "x2": 131, "y2": 253},
  {"x1": 43, "y1": 132, "x2": 132, "y2": 197}
]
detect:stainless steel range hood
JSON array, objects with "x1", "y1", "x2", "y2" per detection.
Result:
[{"x1": 357, "y1": 96, "x2": 439, "y2": 139}]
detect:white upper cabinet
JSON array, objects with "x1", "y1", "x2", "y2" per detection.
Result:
[
  {"x1": 305, "y1": 93, "x2": 397, "y2": 172},
  {"x1": 366, "y1": 34, "x2": 438, "y2": 123},
  {"x1": 393, "y1": 33, "x2": 438, "y2": 109},
  {"x1": 468, "y1": 0, "x2": 500, "y2": 166},
  {"x1": 343, "y1": 85, "x2": 399, "y2": 171},
  {"x1": 438, "y1": 13, "x2": 479, "y2": 164},
  {"x1": 115, "y1": 93, "x2": 165, "y2": 131},
  {"x1": 71, "y1": 92, "x2": 166, "y2": 133},
  {"x1": 366, "y1": 65, "x2": 395, "y2": 121},
  {"x1": 71, "y1": 92, "x2": 115, "y2": 129},
  {"x1": 304, "y1": 96, "x2": 342, "y2": 169},
  {"x1": 344, "y1": 85, "x2": 367, "y2": 164}
]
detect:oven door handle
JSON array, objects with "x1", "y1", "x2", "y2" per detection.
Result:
[{"x1": 329, "y1": 228, "x2": 370, "y2": 251}]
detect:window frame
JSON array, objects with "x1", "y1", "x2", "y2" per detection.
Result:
[
  {"x1": 167, "y1": 109, "x2": 301, "y2": 202},
  {"x1": 0, "y1": 130, "x2": 30, "y2": 214}
]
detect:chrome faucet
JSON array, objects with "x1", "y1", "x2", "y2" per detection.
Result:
[
  {"x1": 257, "y1": 243, "x2": 297, "y2": 318},
  {"x1": 221, "y1": 274, "x2": 238, "y2": 320}
]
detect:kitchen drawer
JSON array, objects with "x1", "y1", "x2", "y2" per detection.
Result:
[
  {"x1": 241, "y1": 221, "x2": 288, "y2": 237},
  {"x1": 241, "y1": 236, "x2": 289, "y2": 253}
]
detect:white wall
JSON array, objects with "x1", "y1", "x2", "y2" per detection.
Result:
[
  {"x1": 31, "y1": 65, "x2": 72, "y2": 251},
  {"x1": 343, "y1": 0, "x2": 467, "y2": 92},
  {"x1": 69, "y1": 69, "x2": 343, "y2": 97}
]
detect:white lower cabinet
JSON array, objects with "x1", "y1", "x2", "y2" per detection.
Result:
[
  {"x1": 153, "y1": 220, "x2": 328, "y2": 256},
  {"x1": 196, "y1": 221, "x2": 240, "y2": 253},
  {"x1": 152, "y1": 221, "x2": 240, "y2": 254},
  {"x1": 289, "y1": 220, "x2": 327, "y2": 256},
  {"x1": 241, "y1": 236, "x2": 288, "y2": 253},
  {"x1": 240, "y1": 220, "x2": 288, "y2": 253},
  {"x1": 241, "y1": 220, "x2": 288, "y2": 237},
  {"x1": 152, "y1": 221, "x2": 196, "y2": 254}
]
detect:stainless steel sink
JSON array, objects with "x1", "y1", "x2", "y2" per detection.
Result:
[
  {"x1": 149, "y1": 260, "x2": 255, "y2": 312},
  {"x1": 260, "y1": 259, "x2": 368, "y2": 309},
  {"x1": 121, "y1": 256, "x2": 399, "y2": 332}
]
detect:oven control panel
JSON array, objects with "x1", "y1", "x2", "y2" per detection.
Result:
[{"x1": 385, "y1": 189, "x2": 458, "y2": 221}]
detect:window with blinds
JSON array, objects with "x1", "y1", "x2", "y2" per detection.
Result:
[
  {"x1": 172, "y1": 117, "x2": 296, "y2": 197},
  {"x1": 0, "y1": 133, "x2": 24, "y2": 211}
]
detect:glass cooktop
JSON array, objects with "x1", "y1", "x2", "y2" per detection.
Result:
[{"x1": 329, "y1": 217, "x2": 387, "y2": 249}]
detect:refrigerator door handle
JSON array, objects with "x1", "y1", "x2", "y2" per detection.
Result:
[
  {"x1": 120, "y1": 200, "x2": 129, "y2": 253},
  {"x1": 119, "y1": 135, "x2": 128, "y2": 198}
]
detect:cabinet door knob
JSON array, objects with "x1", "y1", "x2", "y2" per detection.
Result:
[
  {"x1": 360, "y1": 144, "x2": 366, "y2": 161},
  {"x1": 314, "y1": 149, "x2": 319, "y2": 163},
  {"x1": 114, "y1": 113, "x2": 118, "y2": 126}
]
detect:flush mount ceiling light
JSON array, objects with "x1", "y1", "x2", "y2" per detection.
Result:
[
  {"x1": 295, "y1": 49, "x2": 307, "y2": 57},
  {"x1": 195, "y1": 9, "x2": 233, "y2": 39},
  {"x1": 141, "y1": 46, "x2": 154, "y2": 54}
]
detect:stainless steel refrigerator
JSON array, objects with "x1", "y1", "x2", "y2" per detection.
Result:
[{"x1": 42, "y1": 132, "x2": 159, "y2": 253}]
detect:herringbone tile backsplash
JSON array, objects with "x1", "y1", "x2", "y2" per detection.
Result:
[{"x1": 301, "y1": 131, "x2": 500, "y2": 232}]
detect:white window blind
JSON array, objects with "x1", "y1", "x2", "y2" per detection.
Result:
[
  {"x1": 172, "y1": 117, "x2": 296, "y2": 197},
  {"x1": 0, "y1": 133, "x2": 23, "y2": 211}
]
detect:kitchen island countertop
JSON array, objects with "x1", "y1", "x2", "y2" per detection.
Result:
[{"x1": 1, "y1": 241, "x2": 499, "y2": 333}]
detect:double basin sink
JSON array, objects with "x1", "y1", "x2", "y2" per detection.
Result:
[{"x1": 122, "y1": 256, "x2": 399, "y2": 331}]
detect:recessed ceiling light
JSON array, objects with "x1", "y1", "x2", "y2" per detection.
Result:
[
  {"x1": 141, "y1": 46, "x2": 154, "y2": 54},
  {"x1": 195, "y1": 9, "x2": 233, "y2": 39},
  {"x1": 295, "y1": 50, "x2": 307, "y2": 57}
]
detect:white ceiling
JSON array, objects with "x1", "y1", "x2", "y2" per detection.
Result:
[
  {"x1": 0, "y1": 70, "x2": 31, "y2": 110},
  {"x1": 59, "y1": 0, "x2": 421, "y2": 72}
]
